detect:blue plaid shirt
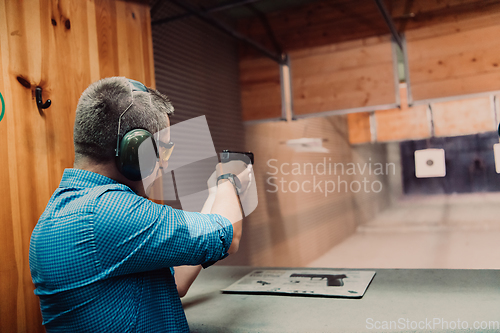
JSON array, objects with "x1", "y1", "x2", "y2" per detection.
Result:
[{"x1": 29, "y1": 169, "x2": 233, "y2": 332}]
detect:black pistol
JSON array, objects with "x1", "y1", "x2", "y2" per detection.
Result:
[{"x1": 220, "y1": 150, "x2": 254, "y2": 165}]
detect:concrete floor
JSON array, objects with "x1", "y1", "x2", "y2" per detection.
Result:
[{"x1": 308, "y1": 193, "x2": 500, "y2": 269}]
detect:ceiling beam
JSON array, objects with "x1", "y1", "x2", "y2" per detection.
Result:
[
  {"x1": 373, "y1": 0, "x2": 403, "y2": 49},
  {"x1": 151, "y1": 0, "x2": 263, "y2": 26},
  {"x1": 163, "y1": 0, "x2": 285, "y2": 64},
  {"x1": 150, "y1": 0, "x2": 164, "y2": 17},
  {"x1": 245, "y1": 4, "x2": 283, "y2": 56}
]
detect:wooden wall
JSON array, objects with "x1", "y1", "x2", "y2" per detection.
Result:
[
  {"x1": 345, "y1": 0, "x2": 500, "y2": 143},
  {"x1": 290, "y1": 36, "x2": 396, "y2": 116},
  {"x1": 374, "y1": 105, "x2": 429, "y2": 142},
  {"x1": 240, "y1": 34, "x2": 398, "y2": 121},
  {"x1": 347, "y1": 112, "x2": 372, "y2": 144},
  {"x1": 374, "y1": 84, "x2": 430, "y2": 142},
  {"x1": 405, "y1": 8, "x2": 500, "y2": 101},
  {"x1": 389, "y1": 0, "x2": 500, "y2": 30},
  {"x1": 238, "y1": 0, "x2": 388, "y2": 57},
  {"x1": 238, "y1": 0, "x2": 500, "y2": 141},
  {"x1": 238, "y1": 0, "x2": 500, "y2": 59},
  {"x1": 238, "y1": 0, "x2": 400, "y2": 122},
  {"x1": 0, "y1": 0, "x2": 154, "y2": 331},
  {"x1": 348, "y1": 85, "x2": 498, "y2": 144},
  {"x1": 431, "y1": 97, "x2": 496, "y2": 137},
  {"x1": 240, "y1": 56, "x2": 282, "y2": 121}
]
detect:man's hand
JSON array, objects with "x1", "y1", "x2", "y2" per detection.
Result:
[{"x1": 216, "y1": 160, "x2": 253, "y2": 195}]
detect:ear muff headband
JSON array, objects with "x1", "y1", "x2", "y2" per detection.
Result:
[
  {"x1": 116, "y1": 128, "x2": 159, "y2": 181},
  {"x1": 114, "y1": 79, "x2": 159, "y2": 181}
]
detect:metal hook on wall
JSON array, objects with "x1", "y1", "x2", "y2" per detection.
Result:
[{"x1": 36, "y1": 87, "x2": 51, "y2": 113}]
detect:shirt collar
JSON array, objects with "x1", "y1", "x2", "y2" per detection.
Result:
[{"x1": 59, "y1": 168, "x2": 119, "y2": 189}]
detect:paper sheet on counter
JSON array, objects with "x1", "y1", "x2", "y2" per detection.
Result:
[{"x1": 222, "y1": 269, "x2": 376, "y2": 298}]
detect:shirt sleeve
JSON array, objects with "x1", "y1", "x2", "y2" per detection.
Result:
[{"x1": 92, "y1": 188, "x2": 233, "y2": 277}]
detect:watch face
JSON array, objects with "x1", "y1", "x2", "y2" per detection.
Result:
[{"x1": 232, "y1": 175, "x2": 242, "y2": 189}]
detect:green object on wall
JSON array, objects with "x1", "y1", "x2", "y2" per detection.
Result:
[{"x1": 0, "y1": 92, "x2": 4, "y2": 123}]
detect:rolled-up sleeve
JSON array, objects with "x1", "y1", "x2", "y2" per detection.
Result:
[{"x1": 92, "y1": 188, "x2": 233, "y2": 277}]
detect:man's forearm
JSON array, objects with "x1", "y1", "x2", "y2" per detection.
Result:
[
  {"x1": 200, "y1": 192, "x2": 216, "y2": 214},
  {"x1": 210, "y1": 180, "x2": 242, "y2": 222},
  {"x1": 174, "y1": 265, "x2": 202, "y2": 298},
  {"x1": 174, "y1": 188, "x2": 232, "y2": 297},
  {"x1": 210, "y1": 180, "x2": 243, "y2": 253}
]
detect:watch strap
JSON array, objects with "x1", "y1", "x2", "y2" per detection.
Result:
[
  {"x1": 217, "y1": 173, "x2": 245, "y2": 214},
  {"x1": 217, "y1": 173, "x2": 242, "y2": 191}
]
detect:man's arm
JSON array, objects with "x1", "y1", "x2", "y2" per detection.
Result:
[
  {"x1": 174, "y1": 265, "x2": 202, "y2": 297},
  {"x1": 174, "y1": 172, "x2": 218, "y2": 298},
  {"x1": 174, "y1": 164, "x2": 249, "y2": 297},
  {"x1": 210, "y1": 180, "x2": 242, "y2": 253},
  {"x1": 173, "y1": 165, "x2": 249, "y2": 297},
  {"x1": 93, "y1": 189, "x2": 235, "y2": 276},
  {"x1": 209, "y1": 161, "x2": 251, "y2": 254},
  {"x1": 200, "y1": 170, "x2": 218, "y2": 214}
]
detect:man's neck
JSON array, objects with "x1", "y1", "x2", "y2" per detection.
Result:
[{"x1": 74, "y1": 158, "x2": 145, "y2": 196}]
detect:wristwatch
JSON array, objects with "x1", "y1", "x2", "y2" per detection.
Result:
[
  {"x1": 217, "y1": 173, "x2": 245, "y2": 228},
  {"x1": 217, "y1": 173, "x2": 242, "y2": 192}
]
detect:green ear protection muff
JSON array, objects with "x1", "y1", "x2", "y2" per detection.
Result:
[
  {"x1": 114, "y1": 79, "x2": 159, "y2": 181},
  {"x1": 116, "y1": 128, "x2": 159, "y2": 181}
]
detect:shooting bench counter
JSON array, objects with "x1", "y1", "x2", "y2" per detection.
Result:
[{"x1": 181, "y1": 266, "x2": 500, "y2": 333}]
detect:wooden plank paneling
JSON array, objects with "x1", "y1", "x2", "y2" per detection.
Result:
[
  {"x1": 240, "y1": 57, "x2": 282, "y2": 121},
  {"x1": 291, "y1": 35, "x2": 396, "y2": 115},
  {"x1": 391, "y1": 0, "x2": 500, "y2": 32},
  {"x1": 87, "y1": 0, "x2": 101, "y2": 82},
  {"x1": 351, "y1": 86, "x2": 496, "y2": 143},
  {"x1": 375, "y1": 84, "x2": 430, "y2": 142},
  {"x1": 241, "y1": 35, "x2": 397, "y2": 122},
  {"x1": 0, "y1": 1, "x2": 154, "y2": 331},
  {"x1": 45, "y1": 0, "x2": 92, "y2": 193},
  {"x1": 238, "y1": 0, "x2": 500, "y2": 60},
  {"x1": 238, "y1": 0, "x2": 388, "y2": 58},
  {"x1": 3, "y1": 1, "x2": 50, "y2": 329},
  {"x1": 141, "y1": 3, "x2": 155, "y2": 88},
  {"x1": 95, "y1": 0, "x2": 120, "y2": 78},
  {"x1": 406, "y1": 10, "x2": 500, "y2": 101},
  {"x1": 390, "y1": 0, "x2": 486, "y2": 17},
  {"x1": 432, "y1": 96, "x2": 495, "y2": 137},
  {"x1": 347, "y1": 112, "x2": 371, "y2": 144},
  {"x1": 116, "y1": 1, "x2": 149, "y2": 81},
  {"x1": 0, "y1": 7, "x2": 19, "y2": 332},
  {"x1": 376, "y1": 106, "x2": 429, "y2": 142}
]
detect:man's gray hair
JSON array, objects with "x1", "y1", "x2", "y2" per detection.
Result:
[{"x1": 74, "y1": 77, "x2": 174, "y2": 163}]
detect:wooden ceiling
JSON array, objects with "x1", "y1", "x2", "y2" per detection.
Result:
[{"x1": 236, "y1": 0, "x2": 500, "y2": 58}]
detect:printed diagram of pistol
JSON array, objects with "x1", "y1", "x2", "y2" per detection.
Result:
[
  {"x1": 256, "y1": 280, "x2": 271, "y2": 286},
  {"x1": 289, "y1": 273, "x2": 347, "y2": 287}
]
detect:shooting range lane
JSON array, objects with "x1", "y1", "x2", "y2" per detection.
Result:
[{"x1": 182, "y1": 266, "x2": 500, "y2": 333}]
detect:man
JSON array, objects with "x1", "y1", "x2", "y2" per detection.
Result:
[{"x1": 29, "y1": 77, "x2": 250, "y2": 332}]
